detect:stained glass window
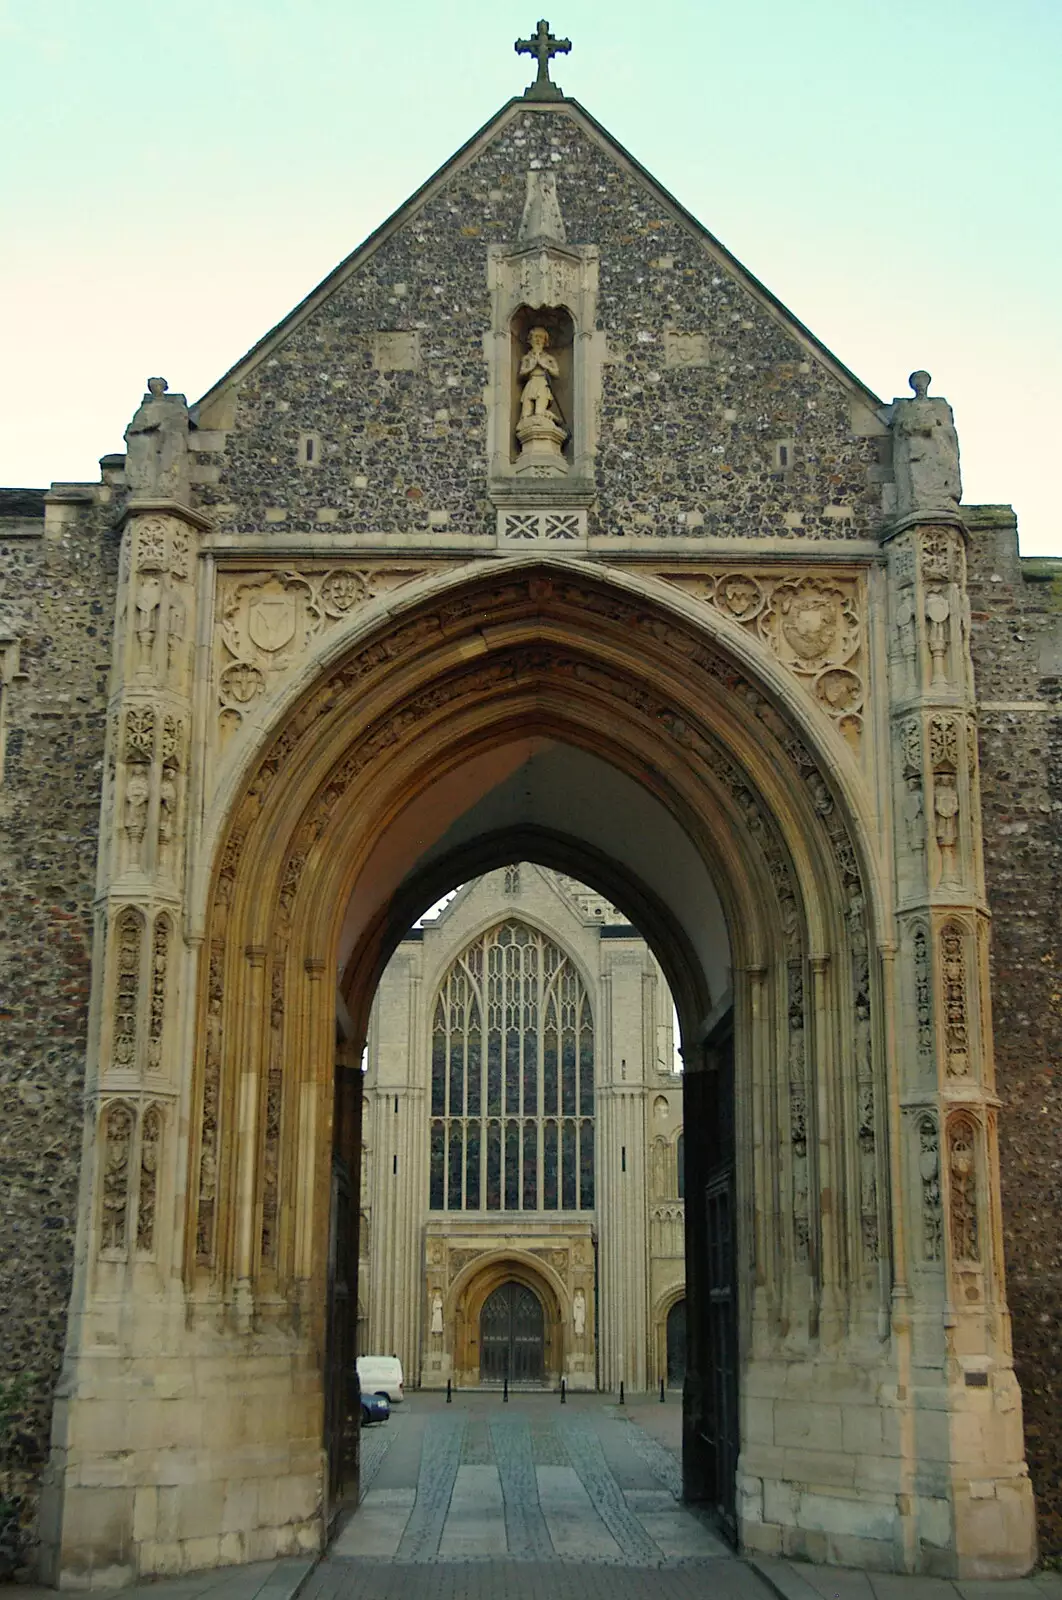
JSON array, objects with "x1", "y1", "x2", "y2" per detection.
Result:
[{"x1": 427, "y1": 918, "x2": 594, "y2": 1212}]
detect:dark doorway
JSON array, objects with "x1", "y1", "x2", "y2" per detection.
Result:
[
  {"x1": 666, "y1": 1297, "x2": 687, "y2": 1387},
  {"x1": 480, "y1": 1280, "x2": 545, "y2": 1383},
  {"x1": 683, "y1": 1012, "x2": 738, "y2": 1540},
  {"x1": 325, "y1": 1059, "x2": 363, "y2": 1523}
]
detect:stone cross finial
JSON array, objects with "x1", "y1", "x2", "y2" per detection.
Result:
[{"x1": 515, "y1": 18, "x2": 571, "y2": 101}]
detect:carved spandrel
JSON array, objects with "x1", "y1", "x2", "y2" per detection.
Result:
[
  {"x1": 214, "y1": 564, "x2": 434, "y2": 744},
  {"x1": 658, "y1": 567, "x2": 867, "y2": 754}
]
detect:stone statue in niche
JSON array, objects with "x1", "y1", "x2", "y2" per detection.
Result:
[
  {"x1": 430, "y1": 1291, "x2": 444, "y2": 1336},
  {"x1": 125, "y1": 378, "x2": 190, "y2": 502},
  {"x1": 933, "y1": 772, "x2": 960, "y2": 884},
  {"x1": 903, "y1": 774, "x2": 926, "y2": 854},
  {"x1": 925, "y1": 586, "x2": 952, "y2": 686},
  {"x1": 890, "y1": 370, "x2": 962, "y2": 519},
  {"x1": 123, "y1": 768, "x2": 150, "y2": 858},
  {"x1": 516, "y1": 325, "x2": 569, "y2": 474},
  {"x1": 573, "y1": 1287, "x2": 586, "y2": 1336},
  {"x1": 135, "y1": 577, "x2": 162, "y2": 672}
]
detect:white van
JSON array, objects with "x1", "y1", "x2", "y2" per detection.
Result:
[{"x1": 356, "y1": 1355, "x2": 404, "y2": 1403}]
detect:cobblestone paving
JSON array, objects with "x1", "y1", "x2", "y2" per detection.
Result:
[
  {"x1": 301, "y1": 1559, "x2": 773, "y2": 1600},
  {"x1": 327, "y1": 1393, "x2": 732, "y2": 1581}
]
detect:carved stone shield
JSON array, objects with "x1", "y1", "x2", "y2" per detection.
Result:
[
  {"x1": 248, "y1": 586, "x2": 297, "y2": 653},
  {"x1": 780, "y1": 588, "x2": 839, "y2": 663}
]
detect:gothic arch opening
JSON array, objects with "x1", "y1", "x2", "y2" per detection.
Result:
[{"x1": 183, "y1": 558, "x2": 886, "y2": 1554}]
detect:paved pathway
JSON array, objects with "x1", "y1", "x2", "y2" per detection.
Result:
[
  {"x1": 325, "y1": 1391, "x2": 729, "y2": 1572},
  {"x1": 308, "y1": 1390, "x2": 749, "y2": 1596},
  {"x1": 14, "y1": 1392, "x2": 1062, "y2": 1600}
]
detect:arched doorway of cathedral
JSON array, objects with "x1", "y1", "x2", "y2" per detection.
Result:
[
  {"x1": 48, "y1": 553, "x2": 975, "y2": 1583},
  {"x1": 452, "y1": 1255, "x2": 559, "y2": 1387},
  {"x1": 656, "y1": 1290, "x2": 687, "y2": 1391}
]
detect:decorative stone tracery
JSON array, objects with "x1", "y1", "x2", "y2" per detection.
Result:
[
  {"x1": 947, "y1": 1114, "x2": 980, "y2": 1263},
  {"x1": 112, "y1": 909, "x2": 144, "y2": 1072},
  {"x1": 214, "y1": 564, "x2": 433, "y2": 742},
  {"x1": 656, "y1": 567, "x2": 867, "y2": 752}
]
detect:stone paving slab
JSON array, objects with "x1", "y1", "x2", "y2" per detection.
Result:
[
  {"x1": 331, "y1": 1489, "x2": 415, "y2": 1559},
  {"x1": 749, "y1": 1558, "x2": 1059, "y2": 1600},
  {"x1": 437, "y1": 1465, "x2": 508, "y2": 1558},
  {"x1": 9, "y1": 1557, "x2": 316, "y2": 1600},
  {"x1": 537, "y1": 1465, "x2": 623, "y2": 1560},
  {"x1": 298, "y1": 1558, "x2": 778, "y2": 1600}
]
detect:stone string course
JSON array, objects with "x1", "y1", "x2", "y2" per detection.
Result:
[
  {"x1": 0, "y1": 492, "x2": 118, "y2": 1575},
  {"x1": 966, "y1": 507, "x2": 1062, "y2": 1558}
]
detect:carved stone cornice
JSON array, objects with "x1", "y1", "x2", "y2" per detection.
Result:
[{"x1": 118, "y1": 497, "x2": 214, "y2": 533}]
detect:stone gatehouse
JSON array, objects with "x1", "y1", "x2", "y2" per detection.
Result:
[{"x1": 1, "y1": 40, "x2": 1060, "y2": 1589}]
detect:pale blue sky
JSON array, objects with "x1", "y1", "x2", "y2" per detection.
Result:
[{"x1": 2, "y1": 0, "x2": 1059, "y2": 553}]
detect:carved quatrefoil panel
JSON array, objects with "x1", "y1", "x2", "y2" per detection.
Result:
[{"x1": 657, "y1": 568, "x2": 867, "y2": 753}]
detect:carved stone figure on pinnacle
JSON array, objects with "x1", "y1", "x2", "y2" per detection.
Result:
[
  {"x1": 889, "y1": 369, "x2": 962, "y2": 521},
  {"x1": 124, "y1": 377, "x2": 190, "y2": 502}
]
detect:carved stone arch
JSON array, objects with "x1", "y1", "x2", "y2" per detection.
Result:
[
  {"x1": 449, "y1": 1248, "x2": 567, "y2": 1387},
  {"x1": 194, "y1": 557, "x2": 885, "y2": 949}
]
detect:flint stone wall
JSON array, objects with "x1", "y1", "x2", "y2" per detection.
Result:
[
  {"x1": 968, "y1": 505, "x2": 1062, "y2": 1558},
  {"x1": 0, "y1": 489, "x2": 117, "y2": 1576},
  {"x1": 200, "y1": 105, "x2": 883, "y2": 543}
]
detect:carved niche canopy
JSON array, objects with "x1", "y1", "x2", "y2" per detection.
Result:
[{"x1": 487, "y1": 170, "x2": 604, "y2": 500}]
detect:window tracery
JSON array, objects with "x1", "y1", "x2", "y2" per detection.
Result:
[{"x1": 429, "y1": 920, "x2": 594, "y2": 1211}]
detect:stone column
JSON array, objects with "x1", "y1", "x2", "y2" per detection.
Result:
[
  {"x1": 39, "y1": 380, "x2": 209, "y2": 1582},
  {"x1": 884, "y1": 373, "x2": 1035, "y2": 1573},
  {"x1": 596, "y1": 946, "x2": 650, "y2": 1392}
]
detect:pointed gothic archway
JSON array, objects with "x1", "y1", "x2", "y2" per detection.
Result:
[
  {"x1": 53, "y1": 551, "x2": 1022, "y2": 1583},
  {"x1": 179, "y1": 558, "x2": 888, "y2": 1549}
]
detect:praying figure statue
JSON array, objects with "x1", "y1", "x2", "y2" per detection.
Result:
[
  {"x1": 519, "y1": 327, "x2": 563, "y2": 422},
  {"x1": 515, "y1": 324, "x2": 568, "y2": 474}
]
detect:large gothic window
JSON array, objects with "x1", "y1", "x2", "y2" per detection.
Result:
[{"x1": 429, "y1": 920, "x2": 594, "y2": 1211}]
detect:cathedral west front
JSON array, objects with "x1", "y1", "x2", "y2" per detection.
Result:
[
  {"x1": 359, "y1": 865, "x2": 686, "y2": 1396},
  {"x1": 1, "y1": 23, "x2": 1061, "y2": 1589}
]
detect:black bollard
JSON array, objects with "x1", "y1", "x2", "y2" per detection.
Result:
[
  {"x1": 560, "y1": 1378, "x2": 566, "y2": 1405},
  {"x1": 619, "y1": 1380, "x2": 625, "y2": 1406},
  {"x1": 503, "y1": 1376, "x2": 509, "y2": 1403},
  {"x1": 446, "y1": 1378, "x2": 452, "y2": 1404},
  {"x1": 659, "y1": 1377, "x2": 665, "y2": 1403}
]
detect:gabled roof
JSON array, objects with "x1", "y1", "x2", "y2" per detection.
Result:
[{"x1": 194, "y1": 94, "x2": 882, "y2": 424}]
